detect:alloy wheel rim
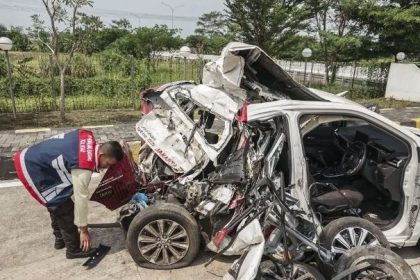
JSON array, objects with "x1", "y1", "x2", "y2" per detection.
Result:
[
  {"x1": 331, "y1": 227, "x2": 379, "y2": 261},
  {"x1": 261, "y1": 263, "x2": 319, "y2": 279},
  {"x1": 138, "y1": 219, "x2": 189, "y2": 265}
]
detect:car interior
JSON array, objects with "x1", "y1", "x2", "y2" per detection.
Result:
[{"x1": 300, "y1": 114, "x2": 410, "y2": 229}]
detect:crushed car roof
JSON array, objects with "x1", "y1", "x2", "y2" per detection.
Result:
[{"x1": 203, "y1": 42, "x2": 325, "y2": 102}]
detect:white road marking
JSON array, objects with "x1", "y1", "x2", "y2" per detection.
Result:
[
  {"x1": 15, "y1": 128, "x2": 51, "y2": 134},
  {"x1": 82, "y1": 125, "x2": 114, "y2": 129},
  {"x1": 379, "y1": 108, "x2": 395, "y2": 112},
  {"x1": 0, "y1": 180, "x2": 22, "y2": 189}
]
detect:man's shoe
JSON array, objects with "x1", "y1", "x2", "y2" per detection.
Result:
[
  {"x1": 55, "y1": 238, "x2": 65, "y2": 250},
  {"x1": 66, "y1": 248, "x2": 97, "y2": 259}
]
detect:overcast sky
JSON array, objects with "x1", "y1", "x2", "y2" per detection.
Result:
[{"x1": 0, "y1": 0, "x2": 226, "y2": 37}]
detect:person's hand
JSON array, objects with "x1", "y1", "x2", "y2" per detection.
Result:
[{"x1": 79, "y1": 226, "x2": 91, "y2": 252}]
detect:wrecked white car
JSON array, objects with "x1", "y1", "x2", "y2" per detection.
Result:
[{"x1": 90, "y1": 43, "x2": 419, "y2": 279}]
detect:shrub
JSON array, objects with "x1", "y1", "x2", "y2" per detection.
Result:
[
  {"x1": 68, "y1": 54, "x2": 97, "y2": 78},
  {"x1": 96, "y1": 50, "x2": 131, "y2": 75},
  {"x1": 0, "y1": 58, "x2": 7, "y2": 78}
]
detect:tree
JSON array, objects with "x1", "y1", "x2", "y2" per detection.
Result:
[
  {"x1": 0, "y1": 24, "x2": 7, "y2": 36},
  {"x1": 111, "y1": 25, "x2": 182, "y2": 60},
  {"x1": 34, "y1": 0, "x2": 93, "y2": 121},
  {"x1": 307, "y1": 0, "x2": 366, "y2": 83},
  {"x1": 111, "y1": 18, "x2": 132, "y2": 30},
  {"x1": 225, "y1": 0, "x2": 310, "y2": 56},
  {"x1": 94, "y1": 19, "x2": 132, "y2": 52},
  {"x1": 27, "y1": 15, "x2": 50, "y2": 52},
  {"x1": 78, "y1": 14, "x2": 104, "y2": 54},
  {"x1": 8, "y1": 26, "x2": 31, "y2": 51},
  {"x1": 195, "y1": 11, "x2": 229, "y2": 37},
  {"x1": 0, "y1": 25, "x2": 31, "y2": 51},
  {"x1": 185, "y1": 34, "x2": 230, "y2": 54},
  {"x1": 357, "y1": 0, "x2": 420, "y2": 61}
]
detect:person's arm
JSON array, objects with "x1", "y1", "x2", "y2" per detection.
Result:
[{"x1": 72, "y1": 168, "x2": 93, "y2": 251}]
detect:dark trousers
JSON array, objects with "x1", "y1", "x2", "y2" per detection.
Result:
[{"x1": 48, "y1": 198, "x2": 80, "y2": 252}]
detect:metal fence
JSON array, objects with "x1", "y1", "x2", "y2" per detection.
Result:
[
  {"x1": 0, "y1": 52, "x2": 390, "y2": 113},
  {"x1": 277, "y1": 60, "x2": 390, "y2": 98},
  {"x1": 0, "y1": 52, "x2": 205, "y2": 113}
]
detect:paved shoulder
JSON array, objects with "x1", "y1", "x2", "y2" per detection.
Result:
[{"x1": 0, "y1": 123, "x2": 138, "y2": 157}]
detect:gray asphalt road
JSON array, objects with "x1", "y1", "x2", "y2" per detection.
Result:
[
  {"x1": 0, "y1": 180, "x2": 420, "y2": 279},
  {"x1": 0, "y1": 183, "x2": 233, "y2": 280}
]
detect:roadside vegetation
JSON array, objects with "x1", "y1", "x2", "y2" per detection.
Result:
[{"x1": 0, "y1": 0, "x2": 419, "y2": 126}]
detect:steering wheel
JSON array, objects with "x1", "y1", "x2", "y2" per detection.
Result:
[{"x1": 340, "y1": 141, "x2": 367, "y2": 176}]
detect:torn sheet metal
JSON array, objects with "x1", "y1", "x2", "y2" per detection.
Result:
[
  {"x1": 203, "y1": 42, "x2": 322, "y2": 102},
  {"x1": 211, "y1": 184, "x2": 235, "y2": 205},
  {"x1": 202, "y1": 42, "x2": 254, "y2": 101},
  {"x1": 136, "y1": 109, "x2": 207, "y2": 173},
  {"x1": 194, "y1": 184, "x2": 235, "y2": 216},
  {"x1": 160, "y1": 88, "x2": 234, "y2": 162},
  {"x1": 221, "y1": 220, "x2": 265, "y2": 280},
  {"x1": 207, "y1": 218, "x2": 264, "y2": 256},
  {"x1": 163, "y1": 83, "x2": 240, "y2": 121}
]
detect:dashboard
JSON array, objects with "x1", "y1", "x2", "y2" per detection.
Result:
[
  {"x1": 335, "y1": 125, "x2": 408, "y2": 201},
  {"x1": 336, "y1": 125, "x2": 407, "y2": 163}
]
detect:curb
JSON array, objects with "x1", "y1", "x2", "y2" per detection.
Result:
[
  {"x1": 399, "y1": 118, "x2": 420, "y2": 128},
  {"x1": 13, "y1": 124, "x2": 114, "y2": 134},
  {"x1": 379, "y1": 107, "x2": 420, "y2": 112}
]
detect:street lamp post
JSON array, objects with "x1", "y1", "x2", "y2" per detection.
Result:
[
  {"x1": 302, "y1": 48, "x2": 312, "y2": 85},
  {"x1": 180, "y1": 46, "x2": 191, "y2": 80},
  {"x1": 396, "y1": 52, "x2": 406, "y2": 62},
  {"x1": 0, "y1": 37, "x2": 16, "y2": 118},
  {"x1": 161, "y1": 2, "x2": 184, "y2": 29}
]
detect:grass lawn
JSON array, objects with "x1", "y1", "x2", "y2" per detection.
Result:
[
  {"x1": 1, "y1": 97, "x2": 419, "y2": 131},
  {"x1": 351, "y1": 97, "x2": 420, "y2": 109},
  {"x1": 0, "y1": 109, "x2": 141, "y2": 130}
]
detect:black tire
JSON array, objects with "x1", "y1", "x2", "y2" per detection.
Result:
[
  {"x1": 258, "y1": 260, "x2": 326, "y2": 280},
  {"x1": 126, "y1": 203, "x2": 200, "y2": 269},
  {"x1": 334, "y1": 246, "x2": 417, "y2": 280},
  {"x1": 317, "y1": 217, "x2": 389, "y2": 277}
]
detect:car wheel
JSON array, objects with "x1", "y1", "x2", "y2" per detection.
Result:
[
  {"x1": 257, "y1": 260, "x2": 326, "y2": 280},
  {"x1": 334, "y1": 246, "x2": 416, "y2": 280},
  {"x1": 318, "y1": 217, "x2": 389, "y2": 276},
  {"x1": 126, "y1": 203, "x2": 200, "y2": 269}
]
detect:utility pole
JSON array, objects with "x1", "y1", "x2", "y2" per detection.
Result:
[{"x1": 160, "y1": 2, "x2": 184, "y2": 29}]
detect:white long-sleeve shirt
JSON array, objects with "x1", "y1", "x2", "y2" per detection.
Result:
[{"x1": 71, "y1": 168, "x2": 93, "y2": 227}]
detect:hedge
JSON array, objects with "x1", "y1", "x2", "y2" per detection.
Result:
[{"x1": 0, "y1": 75, "x2": 152, "y2": 98}]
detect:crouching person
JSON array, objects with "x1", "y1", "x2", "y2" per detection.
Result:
[{"x1": 13, "y1": 129, "x2": 123, "y2": 259}]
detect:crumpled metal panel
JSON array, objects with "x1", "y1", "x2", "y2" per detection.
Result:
[
  {"x1": 203, "y1": 41, "x2": 322, "y2": 102},
  {"x1": 136, "y1": 109, "x2": 207, "y2": 174},
  {"x1": 161, "y1": 87, "x2": 235, "y2": 162},
  {"x1": 202, "y1": 42, "x2": 254, "y2": 101},
  {"x1": 189, "y1": 85, "x2": 240, "y2": 121}
]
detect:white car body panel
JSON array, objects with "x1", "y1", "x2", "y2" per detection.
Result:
[
  {"x1": 139, "y1": 41, "x2": 420, "y2": 248},
  {"x1": 247, "y1": 99, "x2": 420, "y2": 246},
  {"x1": 136, "y1": 83, "x2": 239, "y2": 175},
  {"x1": 136, "y1": 109, "x2": 207, "y2": 173}
]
